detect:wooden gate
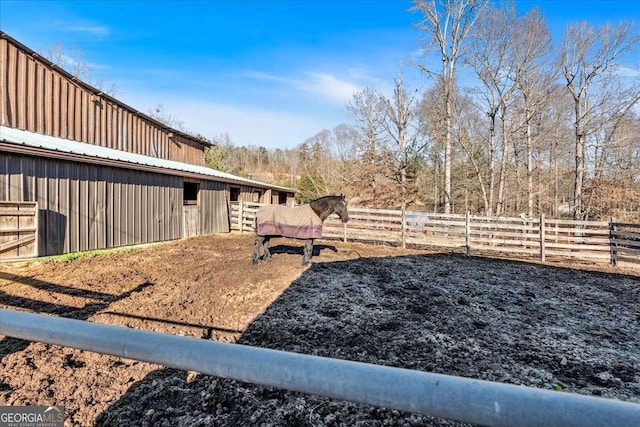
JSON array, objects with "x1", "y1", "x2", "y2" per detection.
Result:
[
  {"x1": 183, "y1": 205, "x2": 200, "y2": 238},
  {"x1": 0, "y1": 201, "x2": 38, "y2": 260}
]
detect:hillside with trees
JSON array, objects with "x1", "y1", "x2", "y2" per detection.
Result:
[{"x1": 202, "y1": 1, "x2": 639, "y2": 221}]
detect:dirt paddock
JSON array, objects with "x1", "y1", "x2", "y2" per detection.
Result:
[{"x1": 1, "y1": 233, "x2": 639, "y2": 426}]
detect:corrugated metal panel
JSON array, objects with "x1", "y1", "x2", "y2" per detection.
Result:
[
  {"x1": 1, "y1": 152, "x2": 185, "y2": 256},
  {"x1": 0, "y1": 126, "x2": 295, "y2": 193},
  {"x1": 201, "y1": 180, "x2": 229, "y2": 234},
  {"x1": 0, "y1": 34, "x2": 208, "y2": 166}
]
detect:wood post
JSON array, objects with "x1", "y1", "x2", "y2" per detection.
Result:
[
  {"x1": 238, "y1": 199, "x2": 244, "y2": 233},
  {"x1": 343, "y1": 223, "x2": 347, "y2": 243},
  {"x1": 401, "y1": 203, "x2": 406, "y2": 250},
  {"x1": 465, "y1": 211, "x2": 471, "y2": 256},
  {"x1": 539, "y1": 213, "x2": 545, "y2": 262},
  {"x1": 610, "y1": 217, "x2": 617, "y2": 267}
]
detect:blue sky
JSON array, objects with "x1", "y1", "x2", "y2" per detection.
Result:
[{"x1": 1, "y1": 0, "x2": 639, "y2": 150}]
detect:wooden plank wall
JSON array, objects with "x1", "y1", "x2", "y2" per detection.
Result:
[
  {"x1": 238, "y1": 185, "x2": 260, "y2": 203},
  {"x1": 0, "y1": 152, "x2": 185, "y2": 256},
  {"x1": 0, "y1": 201, "x2": 37, "y2": 260},
  {"x1": 0, "y1": 36, "x2": 204, "y2": 166},
  {"x1": 183, "y1": 205, "x2": 200, "y2": 238}
]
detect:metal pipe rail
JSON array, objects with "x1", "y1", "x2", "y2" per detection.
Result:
[{"x1": 1, "y1": 308, "x2": 639, "y2": 427}]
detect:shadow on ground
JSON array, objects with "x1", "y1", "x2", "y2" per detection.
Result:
[
  {"x1": 95, "y1": 253, "x2": 640, "y2": 426},
  {"x1": 262, "y1": 243, "x2": 339, "y2": 257},
  {"x1": 0, "y1": 271, "x2": 153, "y2": 359}
]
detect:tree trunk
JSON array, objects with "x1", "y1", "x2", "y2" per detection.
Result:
[
  {"x1": 526, "y1": 109, "x2": 534, "y2": 217},
  {"x1": 444, "y1": 67, "x2": 454, "y2": 214},
  {"x1": 487, "y1": 110, "x2": 497, "y2": 216},
  {"x1": 574, "y1": 100, "x2": 585, "y2": 219},
  {"x1": 496, "y1": 104, "x2": 510, "y2": 216}
]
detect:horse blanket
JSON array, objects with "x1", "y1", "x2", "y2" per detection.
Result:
[{"x1": 256, "y1": 204, "x2": 323, "y2": 239}]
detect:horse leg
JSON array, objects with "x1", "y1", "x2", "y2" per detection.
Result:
[
  {"x1": 263, "y1": 236, "x2": 272, "y2": 261},
  {"x1": 252, "y1": 236, "x2": 264, "y2": 264},
  {"x1": 303, "y1": 239, "x2": 314, "y2": 265}
]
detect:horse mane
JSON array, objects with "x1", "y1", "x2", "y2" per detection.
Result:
[
  {"x1": 308, "y1": 195, "x2": 345, "y2": 221},
  {"x1": 310, "y1": 194, "x2": 342, "y2": 204}
]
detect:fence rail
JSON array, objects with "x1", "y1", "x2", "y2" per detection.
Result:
[
  {"x1": 2, "y1": 308, "x2": 639, "y2": 427},
  {"x1": 231, "y1": 202, "x2": 640, "y2": 267}
]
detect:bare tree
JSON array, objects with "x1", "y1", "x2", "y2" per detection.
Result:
[
  {"x1": 46, "y1": 41, "x2": 117, "y2": 96},
  {"x1": 296, "y1": 125, "x2": 361, "y2": 201},
  {"x1": 148, "y1": 103, "x2": 187, "y2": 131},
  {"x1": 466, "y1": 1, "x2": 518, "y2": 215},
  {"x1": 534, "y1": 84, "x2": 574, "y2": 217},
  {"x1": 412, "y1": 0, "x2": 488, "y2": 213},
  {"x1": 379, "y1": 73, "x2": 422, "y2": 212},
  {"x1": 346, "y1": 88, "x2": 387, "y2": 205},
  {"x1": 416, "y1": 85, "x2": 445, "y2": 210},
  {"x1": 455, "y1": 89, "x2": 491, "y2": 213},
  {"x1": 511, "y1": 8, "x2": 556, "y2": 217},
  {"x1": 558, "y1": 20, "x2": 639, "y2": 219}
]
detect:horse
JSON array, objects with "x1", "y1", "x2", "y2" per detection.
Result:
[{"x1": 252, "y1": 195, "x2": 349, "y2": 265}]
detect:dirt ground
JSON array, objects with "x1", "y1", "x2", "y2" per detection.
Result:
[{"x1": 0, "y1": 233, "x2": 638, "y2": 426}]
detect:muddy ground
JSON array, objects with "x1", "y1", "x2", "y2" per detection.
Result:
[{"x1": 0, "y1": 233, "x2": 638, "y2": 426}]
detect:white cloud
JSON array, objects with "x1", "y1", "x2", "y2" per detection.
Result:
[
  {"x1": 614, "y1": 65, "x2": 640, "y2": 78},
  {"x1": 50, "y1": 19, "x2": 110, "y2": 37},
  {"x1": 302, "y1": 72, "x2": 362, "y2": 103},
  {"x1": 182, "y1": 101, "x2": 333, "y2": 149},
  {"x1": 121, "y1": 91, "x2": 334, "y2": 150},
  {"x1": 69, "y1": 25, "x2": 110, "y2": 36},
  {"x1": 244, "y1": 69, "x2": 363, "y2": 105},
  {"x1": 242, "y1": 70, "x2": 290, "y2": 83}
]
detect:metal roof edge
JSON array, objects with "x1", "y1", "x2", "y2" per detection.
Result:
[{"x1": 0, "y1": 126, "x2": 296, "y2": 193}]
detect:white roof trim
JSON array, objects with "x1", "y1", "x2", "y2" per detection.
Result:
[{"x1": 0, "y1": 126, "x2": 295, "y2": 193}]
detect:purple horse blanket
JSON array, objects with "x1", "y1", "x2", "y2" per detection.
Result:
[{"x1": 256, "y1": 204, "x2": 323, "y2": 239}]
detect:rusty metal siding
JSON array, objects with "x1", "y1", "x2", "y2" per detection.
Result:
[
  {"x1": 0, "y1": 152, "x2": 185, "y2": 256},
  {"x1": 0, "y1": 36, "x2": 205, "y2": 166}
]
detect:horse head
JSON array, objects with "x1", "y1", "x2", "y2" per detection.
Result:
[
  {"x1": 333, "y1": 194, "x2": 349, "y2": 223},
  {"x1": 309, "y1": 195, "x2": 349, "y2": 222}
]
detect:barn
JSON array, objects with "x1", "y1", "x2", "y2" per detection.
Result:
[{"x1": 0, "y1": 31, "x2": 295, "y2": 259}]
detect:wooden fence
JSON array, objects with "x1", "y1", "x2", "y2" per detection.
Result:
[
  {"x1": 0, "y1": 201, "x2": 38, "y2": 260},
  {"x1": 231, "y1": 202, "x2": 640, "y2": 267}
]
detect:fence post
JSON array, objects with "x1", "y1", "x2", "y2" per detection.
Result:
[
  {"x1": 401, "y1": 203, "x2": 406, "y2": 250},
  {"x1": 465, "y1": 211, "x2": 471, "y2": 256},
  {"x1": 33, "y1": 201, "x2": 39, "y2": 257},
  {"x1": 343, "y1": 222, "x2": 347, "y2": 243},
  {"x1": 539, "y1": 213, "x2": 545, "y2": 262},
  {"x1": 238, "y1": 199, "x2": 244, "y2": 233},
  {"x1": 610, "y1": 217, "x2": 617, "y2": 267}
]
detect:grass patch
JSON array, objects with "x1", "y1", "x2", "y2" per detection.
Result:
[{"x1": 44, "y1": 247, "x2": 138, "y2": 263}]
